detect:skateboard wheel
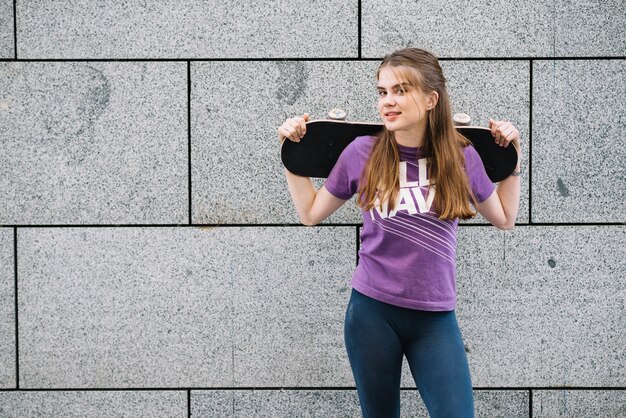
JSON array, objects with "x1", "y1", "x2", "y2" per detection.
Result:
[
  {"x1": 328, "y1": 108, "x2": 347, "y2": 120},
  {"x1": 453, "y1": 113, "x2": 471, "y2": 126}
]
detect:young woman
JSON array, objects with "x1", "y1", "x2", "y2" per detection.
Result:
[{"x1": 278, "y1": 48, "x2": 520, "y2": 418}]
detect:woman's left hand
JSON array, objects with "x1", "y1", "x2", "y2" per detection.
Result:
[{"x1": 489, "y1": 119, "x2": 520, "y2": 151}]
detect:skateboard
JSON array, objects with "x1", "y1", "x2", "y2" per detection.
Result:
[{"x1": 281, "y1": 113, "x2": 518, "y2": 182}]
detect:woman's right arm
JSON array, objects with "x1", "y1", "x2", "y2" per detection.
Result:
[
  {"x1": 284, "y1": 172, "x2": 347, "y2": 226},
  {"x1": 279, "y1": 114, "x2": 348, "y2": 226}
]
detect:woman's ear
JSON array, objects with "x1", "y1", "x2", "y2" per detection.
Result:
[{"x1": 427, "y1": 91, "x2": 439, "y2": 110}]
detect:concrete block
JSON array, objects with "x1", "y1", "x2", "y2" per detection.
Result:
[
  {"x1": 0, "y1": 391, "x2": 186, "y2": 417},
  {"x1": 456, "y1": 226, "x2": 625, "y2": 387},
  {"x1": 474, "y1": 390, "x2": 529, "y2": 417},
  {"x1": 18, "y1": 227, "x2": 232, "y2": 387},
  {"x1": 399, "y1": 389, "x2": 528, "y2": 417},
  {"x1": 0, "y1": 62, "x2": 187, "y2": 225},
  {"x1": 192, "y1": 60, "x2": 529, "y2": 224},
  {"x1": 191, "y1": 390, "x2": 232, "y2": 416},
  {"x1": 362, "y1": 0, "x2": 553, "y2": 58},
  {"x1": 192, "y1": 390, "x2": 360, "y2": 417},
  {"x1": 532, "y1": 60, "x2": 625, "y2": 223},
  {"x1": 232, "y1": 227, "x2": 355, "y2": 386},
  {"x1": 0, "y1": 0, "x2": 12, "y2": 58},
  {"x1": 18, "y1": 226, "x2": 355, "y2": 388},
  {"x1": 17, "y1": 1, "x2": 356, "y2": 59},
  {"x1": 533, "y1": 390, "x2": 626, "y2": 417},
  {"x1": 191, "y1": 60, "x2": 379, "y2": 224},
  {"x1": 191, "y1": 389, "x2": 528, "y2": 417},
  {"x1": 363, "y1": 0, "x2": 624, "y2": 58},
  {"x1": 554, "y1": 0, "x2": 626, "y2": 56},
  {"x1": 0, "y1": 228, "x2": 15, "y2": 388}
]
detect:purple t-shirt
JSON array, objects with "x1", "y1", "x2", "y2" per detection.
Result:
[{"x1": 324, "y1": 135, "x2": 495, "y2": 311}]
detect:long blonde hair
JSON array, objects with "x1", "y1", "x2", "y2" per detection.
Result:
[{"x1": 358, "y1": 48, "x2": 477, "y2": 220}]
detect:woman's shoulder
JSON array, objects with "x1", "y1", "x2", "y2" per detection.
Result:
[
  {"x1": 461, "y1": 143, "x2": 486, "y2": 173},
  {"x1": 462, "y1": 142, "x2": 478, "y2": 156},
  {"x1": 335, "y1": 135, "x2": 376, "y2": 169},
  {"x1": 350, "y1": 134, "x2": 377, "y2": 154}
]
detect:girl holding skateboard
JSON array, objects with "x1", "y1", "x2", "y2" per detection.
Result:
[{"x1": 278, "y1": 48, "x2": 520, "y2": 417}]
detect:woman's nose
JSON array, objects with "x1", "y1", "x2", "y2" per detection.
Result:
[{"x1": 383, "y1": 93, "x2": 396, "y2": 105}]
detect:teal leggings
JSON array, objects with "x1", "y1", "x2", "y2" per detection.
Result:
[{"x1": 344, "y1": 289, "x2": 474, "y2": 418}]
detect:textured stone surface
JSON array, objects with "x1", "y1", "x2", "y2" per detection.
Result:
[
  {"x1": 0, "y1": 228, "x2": 15, "y2": 388},
  {"x1": 17, "y1": 0, "x2": 356, "y2": 59},
  {"x1": 0, "y1": 0, "x2": 13, "y2": 58},
  {"x1": 533, "y1": 390, "x2": 626, "y2": 417},
  {"x1": 18, "y1": 226, "x2": 354, "y2": 387},
  {"x1": 0, "y1": 391, "x2": 186, "y2": 417},
  {"x1": 474, "y1": 390, "x2": 529, "y2": 418},
  {"x1": 554, "y1": 0, "x2": 626, "y2": 57},
  {"x1": 232, "y1": 227, "x2": 355, "y2": 386},
  {"x1": 192, "y1": 390, "x2": 361, "y2": 417},
  {"x1": 399, "y1": 389, "x2": 529, "y2": 417},
  {"x1": 362, "y1": 0, "x2": 553, "y2": 58},
  {"x1": 532, "y1": 60, "x2": 625, "y2": 223},
  {"x1": 191, "y1": 60, "x2": 378, "y2": 225},
  {"x1": 192, "y1": 60, "x2": 529, "y2": 224},
  {"x1": 18, "y1": 227, "x2": 231, "y2": 388},
  {"x1": 0, "y1": 62, "x2": 187, "y2": 225},
  {"x1": 191, "y1": 389, "x2": 528, "y2": 416},
  {"x1": 456, "y1": 226, "x2": 625, "y2": 387},
  {"x1": 362, "y1": 0, "x2": 624, "y2": 58}
]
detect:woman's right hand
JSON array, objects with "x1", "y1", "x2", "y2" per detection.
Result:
[{"x1": 277, "y1": 113, "x2": 310, "y2": 144}]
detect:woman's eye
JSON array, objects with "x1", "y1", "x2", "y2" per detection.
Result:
[
  {"x1": 395, "y1": 89, "x2": 405, "y2": 95},
  {"x1": 378, "y1": 91, "x2": 386, "y2": 97}
]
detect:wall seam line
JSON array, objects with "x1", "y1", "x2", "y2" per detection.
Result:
[
  {"x1": 358, "y1": 0, "x2": 362, "y2": 59},
  {"x1": 187, "y1": 389, "x2": 191, "y2": 417},
  {"x1": 13, "y1": 0, "x2": 17, "y2": 59},
  {"x1": 13, "y1": 227, "x2": 19, "y2": 389},
  {"x1": 188, "y1": 61, "x2": 192, "y2": 225},
  {"x1": 1, "y1": 56, "x2": 623, "y2": 63},
  {"x1": 0, "y1": 386, "x2": 625, "y2": 392},
  {"x1": 1, "y1": 223, "x2": 622, "y2": 228},
  {"x1": 529, "y1": 59, "x2": 533, "y2": 224}
]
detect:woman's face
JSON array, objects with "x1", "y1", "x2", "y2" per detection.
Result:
[{"x1": 376, "y1": 66, "x2": 435, "y2": 133}]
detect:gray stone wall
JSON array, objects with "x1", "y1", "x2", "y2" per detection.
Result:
[{"x1": 1, "y1": 1, "x2": 624, "y2": 417}]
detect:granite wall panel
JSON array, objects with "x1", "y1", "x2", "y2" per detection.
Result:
[
  {"x1": 0, "y1": 0, "x2": 13, "y2": 58},
  {"x1": 231, "y1": 227, "x2": 355, "y2": 386},
  {"x1": 16, "y1": 0, "x2": 357, "y2": 59},
  {"x1": 191, "y1": 389, "x2": 529, "y2": 417},
  {"x1": 362, "y1": 0, "x2": 553, "y2": 58},
  {"x1": 553, "y1": 0, "x2": 626, "y2": 57},
  {"x1": 0, "y1": 62, "x2": 187, "y2": 225},
  {"x1": 532, "y1": 60, "x2": 625, "y2": 223},
  {"x1": 0, "y1": 228, "x2": 15, "y2": 388},
  {"x1": 17, "y1": 226, "x2": 354, "y2": 388},
  {"x1": 533, "y1": 390, "x2": 626, "y2": 417},
  {"x1": 0, "y1": 391, "x2": 186, "y2": 417},
  {"x1": 362, "y1": 0, "x2": 624, "y2": 58},
  {"x1": 457, "y1": 226, "x2": 625, "y2": 387}
]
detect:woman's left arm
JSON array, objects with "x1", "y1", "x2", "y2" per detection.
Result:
[{"x1": 475, "y1": 119, "x2": 521, "y2": 230}]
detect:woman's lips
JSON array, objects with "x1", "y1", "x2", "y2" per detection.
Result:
[{"x1": 385, "y1": 111, "x2": 401, "y2": 121}]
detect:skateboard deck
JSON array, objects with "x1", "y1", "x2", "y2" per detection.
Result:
[{"x1": 281, "y1": 120, "x2": 518, "y2": 182}]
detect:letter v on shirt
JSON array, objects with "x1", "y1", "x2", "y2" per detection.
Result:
[{"x1": 370, "y1": 159, "x2": 435, "y2": 220}]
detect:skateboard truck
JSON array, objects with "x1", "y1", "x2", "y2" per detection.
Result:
[
  {"x1": 453, "y1": 113, "x2": 471, "y2": 126},
  {"x1": 328, "y1": 108, "x2": 347, "y2": 121}
]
